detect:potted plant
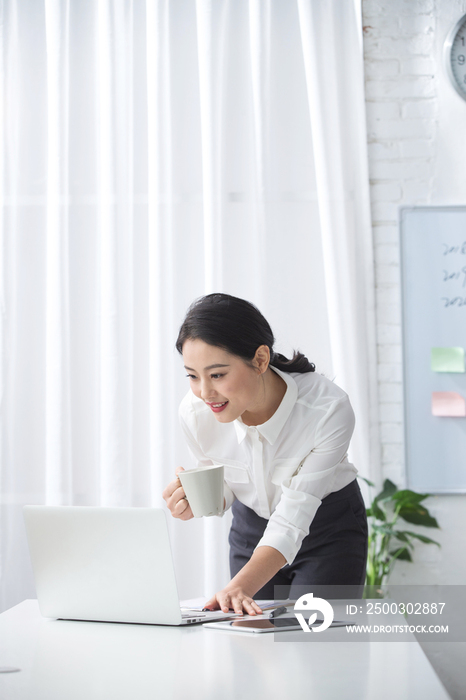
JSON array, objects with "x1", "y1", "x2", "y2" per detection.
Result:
[{"x1": 361, "y1": 477, "x2": 441, "y2": 596}]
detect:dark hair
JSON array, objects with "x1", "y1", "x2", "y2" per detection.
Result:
[{"x1": 176, "y1": 293, "x2": 315, "y2": 374}]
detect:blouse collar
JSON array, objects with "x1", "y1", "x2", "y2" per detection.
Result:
[{"x1": 233, "y1": 366, "x2": 298, "y2": 446}]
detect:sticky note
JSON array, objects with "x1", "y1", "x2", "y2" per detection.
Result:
[
  {"x1": 432, "y1": 392, "x2": 466, "y2": 417},
  {"x1": 431, "y1": 347, "x2": 465, "y2": 373}
]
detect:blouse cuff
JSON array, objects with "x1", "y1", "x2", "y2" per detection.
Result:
[{"x1": 254, "y1": 531, "x2": 299, "y2": 566}]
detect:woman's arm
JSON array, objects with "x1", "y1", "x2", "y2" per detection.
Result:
[{"x1": 203, "y1": 545, "x2": 286, "y2": 615}]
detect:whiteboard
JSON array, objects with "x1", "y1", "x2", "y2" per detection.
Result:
[{"x1": 400, "y1": 206, "x2": 466, "y2": 493}]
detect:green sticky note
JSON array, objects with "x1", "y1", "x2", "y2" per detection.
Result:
[{"x1": 431, "y1": 347, "x2": 465, "y2": 373}]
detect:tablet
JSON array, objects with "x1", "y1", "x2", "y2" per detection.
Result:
[{"x1": 203, "y1": 616, "x2": 352, "y2": 634}]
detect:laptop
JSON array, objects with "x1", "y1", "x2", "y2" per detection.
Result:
[{"x1": 23, "y1": 505, "x2": 234, "y2": 626}]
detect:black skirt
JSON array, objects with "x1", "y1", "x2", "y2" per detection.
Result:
[{"x1": 229, "y1": 478, "x2": 368, "y2": 599}]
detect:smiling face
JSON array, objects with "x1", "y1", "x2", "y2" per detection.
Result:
[{"x1": 182, "y1": 338, "x2": 270, "y2": 424}]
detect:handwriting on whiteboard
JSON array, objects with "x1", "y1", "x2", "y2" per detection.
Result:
[
  {"x1": 441, "y1": 242, "x2": 466, "y2": 307},
  {"x1": 443, "y1": 242, "x2": 466, "y2": 255},
  {"x1": 442, "y1": 267, "x2": 466, "y2": 286}
]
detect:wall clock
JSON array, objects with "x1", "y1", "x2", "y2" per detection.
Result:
[{"x1": 444, "y1": 14, "x2": 466, "y2": 100}]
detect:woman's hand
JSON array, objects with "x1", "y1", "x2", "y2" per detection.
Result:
[
  {"x1": 203, "y1": 546, "x2": 286, "y2": 615},
  {"x1": 162, "y1": 467, "x2": 194, "y2": 520},
  {"x1": 203, "y1": 585, "x2": 263, "y2": 616}
]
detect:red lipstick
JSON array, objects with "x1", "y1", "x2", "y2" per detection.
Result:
[{"x1": 206, "y1": 401, "x2": 229, "y2": 413}]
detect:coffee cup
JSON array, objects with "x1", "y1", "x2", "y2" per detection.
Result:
[{"x1": 178, "y1": 465, "x2": 224, "y2": 518}]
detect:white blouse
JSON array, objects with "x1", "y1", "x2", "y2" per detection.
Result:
[{"x1": 179, "y1": 366, "x2": 358, "y2": 565}]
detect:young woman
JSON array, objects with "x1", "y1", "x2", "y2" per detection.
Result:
[{"x1": 162, "y1": 293, "x2": 368, "y2": 616}]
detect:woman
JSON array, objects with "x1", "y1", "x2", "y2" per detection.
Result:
[{"x1": 163, "y1": 293, "x2": 368, "y2": 616}]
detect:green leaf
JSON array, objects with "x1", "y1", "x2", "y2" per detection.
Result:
[
  {"x1": 390, "y1": 547, "x2": 412, "y2": 562},
  {"x1": 398, "y1": 505, "x2": 439, "y2": 528},
  {"x1": 398, "y1": 530, "x2": 441, "y2": 546},
  {"x1": 365, "y1": 479, "x2": 442, "y2": 588},
  {"x1": 374, "y1": 479, "x2": 398, "y2": 503},
  {"x1": 372, "y1": 523, "x2": 395, "y2": 536},
  {"x1": 370, "y1": 501, "x2": 386, "y2": 522},
  {"x1": 392, "y1": 489, "x2": 428, "y2": 505},
  {"x1": 392, "y1": 530, "x2": 411, "y2": 544}
]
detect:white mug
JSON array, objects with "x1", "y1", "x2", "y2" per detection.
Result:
[{"x1": 178, "y1": 465, "x2": 224, "y2": 518}]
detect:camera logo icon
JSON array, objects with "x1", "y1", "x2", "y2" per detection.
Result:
[{"x1": 293, "y1": 592, "x2": 334, "y2": 633}]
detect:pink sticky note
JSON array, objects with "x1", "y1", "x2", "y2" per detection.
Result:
[{"x1": 431, "y1": 392, "x2": 466, "y2": 417}]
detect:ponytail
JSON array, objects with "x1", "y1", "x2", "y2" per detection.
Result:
[{"x1": 270, "y1": 351, "x2": 315, "y2": 374}]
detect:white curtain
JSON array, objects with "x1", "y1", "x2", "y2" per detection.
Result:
[{"x1": 0, "y1": 0, "x2": 379, "y2": 613}]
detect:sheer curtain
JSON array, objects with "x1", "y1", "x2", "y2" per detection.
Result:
[{"x1": 0, "y1": 0, "x2": 379, "y2": 612}]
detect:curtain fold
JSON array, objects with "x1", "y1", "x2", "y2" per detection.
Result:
[
  {"x1": 147, "y1": 0, "x2": 176, "y2": 508},
  {"x1": 0, "y1": 0, "x2": 379, "y2": 612},
  {"x1": 248, "y1": 0, "x2": 270, "y2": 304},
  {"x1": 44, "y1": 0, "x2": 72, "y2": 505},
  {"x1": 196, "y1": 0, "x2": 229, "y2": 293},
  {"x1": 297, "y1": 0, "x2": 380, "y2": 488}
]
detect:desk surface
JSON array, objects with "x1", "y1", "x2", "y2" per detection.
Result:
[{"x1": 0, "y1": 600, "x2": 450, "y2": 700}]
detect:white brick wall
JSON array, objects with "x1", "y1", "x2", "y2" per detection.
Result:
[
  {"x1": 362, "y1": 0, "x2": 466, "y2": 596},
  {"x1": 362, "y1": 0, "x2": 438, "y2": 487}
]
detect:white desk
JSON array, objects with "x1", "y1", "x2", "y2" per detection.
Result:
[{"x1": 0, "y1": 600, "x2": 450, "y2": 700}]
